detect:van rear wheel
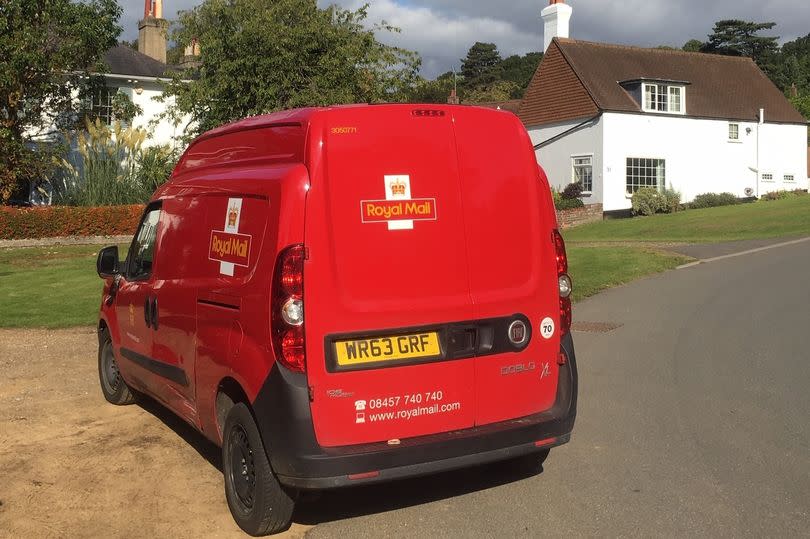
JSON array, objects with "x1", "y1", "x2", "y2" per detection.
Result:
[
  {"x1": 98, "y1": 329, "x2": 136, "y2": 405},
  {"x1": 223, "y1": 403, "x2": 295, "y2": 536}
]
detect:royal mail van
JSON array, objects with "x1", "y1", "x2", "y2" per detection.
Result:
[{"x1": 96, "y1": 104, "x2": 577, "y2": 536}]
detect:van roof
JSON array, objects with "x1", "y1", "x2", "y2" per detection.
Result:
[
  {"x1": 193, "y1": 104, "x2": 516, "y2": 142},
  {"x1": 172, "y1": 104, "x2": 519, "y2": 180}
]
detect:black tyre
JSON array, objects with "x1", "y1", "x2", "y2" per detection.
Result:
[
  {"x1": 223, "y1": 403, "x2": 295, "y2": 536},
  {"x1": 98, "y1": 329, "x2": 136, "y2": 405}
]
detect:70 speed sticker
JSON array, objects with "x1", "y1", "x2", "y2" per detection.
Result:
[{"x1": 540, "y1": 317, "x2": 556, "y2": 339}]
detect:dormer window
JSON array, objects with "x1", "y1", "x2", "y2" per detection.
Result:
[{"x1": 642, "y1": 83, "x2": 685, "y2": 114}]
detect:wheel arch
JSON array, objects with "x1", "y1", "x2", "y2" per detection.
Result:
[{"x1": 216, "y1": 377, "x2": 251, "y2": 443}]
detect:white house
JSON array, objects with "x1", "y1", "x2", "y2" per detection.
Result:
[
  {"x1": 92, "y1": 45, "x2": 188, "y2": 147},
  {"x1": 84, "y1": 0, "x2": 193, "y2": 148},
  {"x1": 519, "y1": 0, "x2": 809, "y2": 212}
]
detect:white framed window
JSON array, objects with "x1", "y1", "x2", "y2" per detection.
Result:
[
  {"x1": 784, "y1": 174, "x2": 795, "y2": 182},
  {"x1": 761, "y1": 173, "x2": 774, "y2": 182},
  {"x1": 626, "y1": 157, "x2": 666, "y2": 194},
  {"x1": 572, "y1": 155, "x2": 593, "y2": 193},
  {"x1": 668, "y1": 87, "x2": 682, "y2": 113},
  {"x1": 642, "y1": 83, "x2": 685, "y2": 114},
  {"x1": 728, "y1": 123, "x2": 740, "y2": 141},
  {"x1": 85, "y1": 86, "x2": 116, "y2": 125}
]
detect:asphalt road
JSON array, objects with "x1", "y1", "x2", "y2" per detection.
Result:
[{"x1": 299, "y1": 241, "x2": 810, "y2": 538}]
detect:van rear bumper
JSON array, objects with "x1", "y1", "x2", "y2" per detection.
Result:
[{"x1": 252, "y1": 333, "x2": 578, "y2": 490}]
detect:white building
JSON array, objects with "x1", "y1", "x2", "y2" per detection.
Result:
[
  {"x1": 91, "y1": 45, "x2": 188, "y2": 147},
  {"x1": 84, "y1": 0, "x2": 193, "y2": 148},
  {"x1": 519, "y1": 0, "x2": 809, "y2": 212}
]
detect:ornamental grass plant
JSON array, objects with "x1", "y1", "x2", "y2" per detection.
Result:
[{"x1": 56, "y1": 118, "x2": 175, "y2": 206}]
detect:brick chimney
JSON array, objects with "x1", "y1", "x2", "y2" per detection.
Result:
[
  {"x1": 180, "y1": 38, "x2": 202, "y2": 69},
  {"x1": 541, "y1": 0, "x2": 573, "y2": 53},
  {"x1": 139, "y1": 0, "x2": 168, "y2": 64}
]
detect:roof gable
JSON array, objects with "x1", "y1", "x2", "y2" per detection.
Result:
[
  {"x1": 521, "y1": 38, "x2": 807, "y2": 125},
  {"x1": 518, "y1": 40, "x2": 599, "y2": 127}
]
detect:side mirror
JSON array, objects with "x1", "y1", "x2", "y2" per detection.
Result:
[{"x1": 97, "y1": 246, "x2": 120, "y2": 279}]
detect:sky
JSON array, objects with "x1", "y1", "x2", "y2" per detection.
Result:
[{"x1": 120, "y1": 0, "x2": 810, "y2": 78}]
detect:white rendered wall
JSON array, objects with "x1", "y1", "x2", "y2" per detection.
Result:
[
  {"x1": 116, "y1": 81, "x2": 190, "y2": 149},
  {"x1": 758, "y1": 122, "x2": 809, "y2": 192},
  {"x1": 527, "y1": 116, "x2": 604, "y2": 205},
  {"x1": 601, "y1": 112, "x2": 808, "y2": 211}
]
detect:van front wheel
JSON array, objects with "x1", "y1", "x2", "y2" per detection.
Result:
[
  {"x1": 98, "y1": 329, "x2": 135, "y2": 405},
  {"x1": 223, "y1": 403, "x2": 295, "y2": 536}
]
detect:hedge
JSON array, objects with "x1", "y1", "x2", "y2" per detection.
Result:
[{"x1": 0, "y1": 204, "x2": 145, "y2": 240}]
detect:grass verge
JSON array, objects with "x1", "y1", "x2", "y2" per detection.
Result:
[
  {"x1": 568, "y1": 246, "x2": 689, "y2": 301},
  {"x1": 566, "y1": 196, "x2": 810, "y2": 243},
  {"x1": 0, "y1": 244, "x2": 126, "y2": 328}
]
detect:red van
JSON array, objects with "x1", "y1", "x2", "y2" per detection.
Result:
[{"x1": 96, "y1": 104, "x2": 577, "y2": 536}]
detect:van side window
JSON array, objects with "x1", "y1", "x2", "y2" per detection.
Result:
[{"x1": 126, "y1": 206, "x2": 161, "y2": 280}]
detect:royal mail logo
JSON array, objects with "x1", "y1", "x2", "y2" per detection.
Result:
[
  {"x1": 227, "y1": 203, "x2": 239, "y2": 227},
  {"x1": 209, "y1": 230, "x2": 252, "y2": 267},
  {"x1": 362, "y1": 175, "x2": 437, "y2": 230},
  {"x1": 361, "y1": 199, "x2": 437, "y2": 223},
  {"x1": 390, "y1": 178, "x2": 407, "y2": 196}
]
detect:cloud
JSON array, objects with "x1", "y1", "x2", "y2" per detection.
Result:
[{"x1": 118, "y1": 0, "x2": 810, "y2": 78}]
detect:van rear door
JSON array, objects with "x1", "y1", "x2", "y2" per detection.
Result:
[
  {"x1": 304, "y1": 106, "x2": 476, "y2": 447},
  {"x1": 452, "y1": 108, "x2": 562, "y2": 426}
]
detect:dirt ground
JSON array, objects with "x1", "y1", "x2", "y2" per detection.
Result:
[{"x1": 0, "y1": 328, "x2": 310, "y2": 539}]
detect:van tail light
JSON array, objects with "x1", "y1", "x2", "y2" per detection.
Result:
[
  {"x1": 553, "y1": 230, "x2": 572, "y2": 336},
  {"x1": 272, "y1": 244, "x2": 306, "y2": 373}
]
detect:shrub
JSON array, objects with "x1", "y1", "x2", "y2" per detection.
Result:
[
  {"x1": 550, "y1": 186, "x2": 562, "y2": 206},
  {"x1": 689, "y1": 192, "x2": 740, "y2": 209},
  {"x1": 137, "y1": 145, "x2": 178, "y2": 194},
  {"x1": 631, "y1": 187, "x2": 665, "y2": 216},
  {"x1": 761, "y1": 190, "x2": 791, "y2": 201},
  {"x1": 55, "y1": 118, "x2": 175, "y2": 206},
  {"x1": 562, "y1": 181, "x2": 584, "y2": 200},
  {"x1": 555, "y1": 197, "x2": 585, "y2": 211},
  {"x1": 661, "y1": 188, "x2": 682, "y2": 213},
  {"x1": 0, "y1": 204, "x2": 144, "y2": 240},
  {"x1": 762, "y1": 189, "x2": 807, "y2": 201}
]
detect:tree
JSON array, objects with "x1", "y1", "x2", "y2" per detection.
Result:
[
  {"x1": 701, "y1": 20, "x2": 779, "y2": 64},
  {"x1": 776, "y1": 33, "x2": 810, "y2": 95},
  {"x1": 408, "y1": 71, "x2": 456, "y2": 104},
  {"x1": 499, "y1": 52, "x2": 543, "y2": 98},
  {"x1": 162, "y1": 0, "x2": 421, "y2": 137},
  {"x1": 682, "y1": 39, "x2": 704, "y2": 53},
  {"x1": 0, "y1": 0, "x2": 122, "y2": 203},
  {"x1": 460, "y1": 42, "x2": 503, "y2": 90},
  {"x1": 464, "y1": 80, "x2": 521, "y2": 104}
]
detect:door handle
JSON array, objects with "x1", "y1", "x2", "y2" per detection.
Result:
[
  {"x1": 150, "y1": 296, "x2": 159, "y2": 330},
  {"x1": 144, "y1": 297, "x2": 152, "y2": 328}
]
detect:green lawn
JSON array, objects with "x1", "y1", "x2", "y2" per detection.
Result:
[
  {"x1": 568, "y1": 246, "x2": 688, "y2": 301},
  {"x1": 566, "y1": 196, "x2": 810, "y2": 243},
  {"x1": 0, "y1": 244, "x2": 126, "y2": 328},
  {"x1": 1, "y1": 241, "x2": 686, "y2": 328}
]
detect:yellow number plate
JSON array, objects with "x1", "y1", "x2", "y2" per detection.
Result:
[{"x1": 335, "y1": 332, "x2": 441, "y2": 366}]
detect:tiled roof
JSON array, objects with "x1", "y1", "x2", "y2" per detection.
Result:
[
  {"x1": 469, "y1": 100, "x2": 522, "y2": 114},
  {"x1": 102, "y1": 45, "x2": 168, "y2": 79},
  {"x1": 520, "y1": 38, "x2": 807, "y2": 126}
]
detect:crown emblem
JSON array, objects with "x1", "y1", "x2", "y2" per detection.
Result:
[
  {"x1": 227, "y1": 204, "x2": 239, "y2": 227},
  {"x1": 390, "y1": 179, "x2": 407, "y2": 196}
]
